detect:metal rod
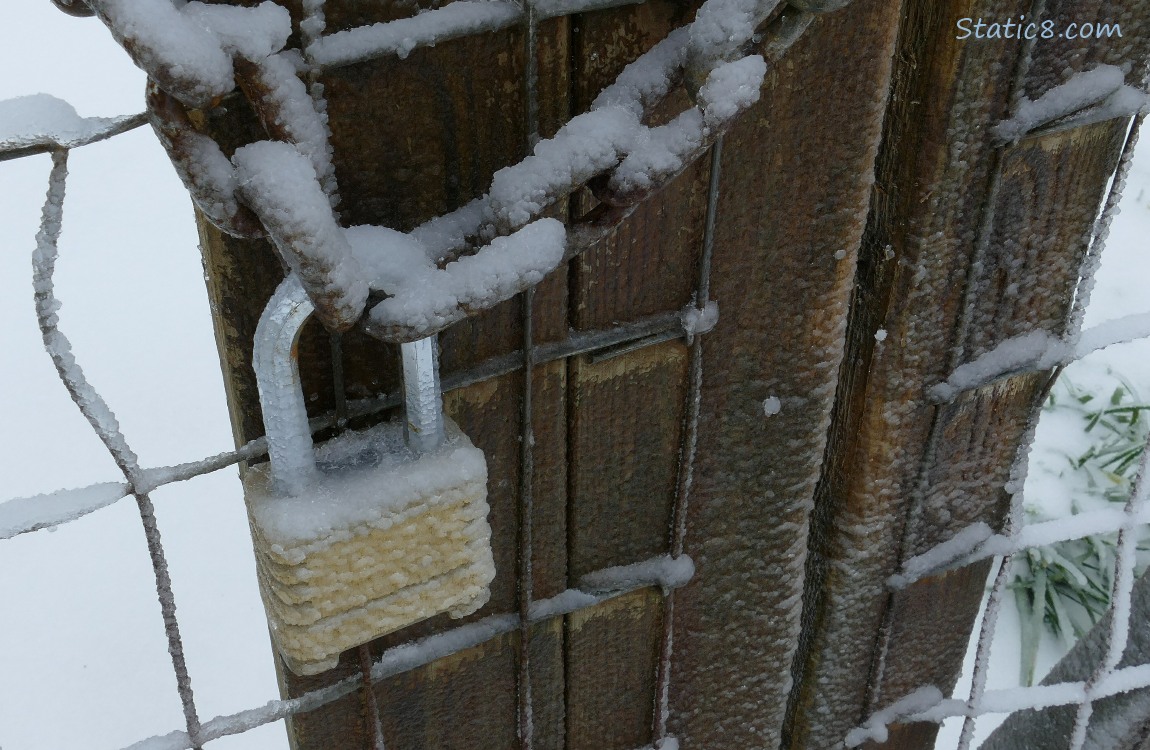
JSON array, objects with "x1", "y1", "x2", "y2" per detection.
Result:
[
  {"x1": 31, "y1": 149, "x2": 204, "y2": 748},
  {"x1": 400, "y1": 336, "x2": 447, "y2": 453},
  {"x1": 654, "y1": 136, "x2": 723, "y2": 747},
  {"x1": 517, "y1": 287, "x2": 537, "y2": 750},
  {"x1": 518, "y1": 6, "x2": 541, "y2": 744},
  {"x1": 358, "y1": 644, "x2": 388, "y2": 750}
]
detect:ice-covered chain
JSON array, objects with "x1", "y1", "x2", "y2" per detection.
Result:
[{"x1": 66, "y1": 0, "x2": 852, "y2": 340}]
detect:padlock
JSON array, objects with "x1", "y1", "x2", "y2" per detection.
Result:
[{"x1": 243, "y1": 274, "x2": 495, "y2": 676}]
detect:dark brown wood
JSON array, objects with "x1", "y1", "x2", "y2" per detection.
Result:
[
  {"x1": 374, "y1": 633, "x2": 518, "y2": 750},
  {"x1": 529, "y1": 617, "x2": 567, "y2": 750},
  {"x1": 661, "y1": 0, "x2": 904, "y2": 747},
  {"x1": 567, "y1": 342, "x2": 688, "y2": 579},
  {"x1": 566, "y1": 589, "x2": 664, "y2": 750},
  {"x1": 786, "y1": 0, "x2": 1150, "y2": 746},
  {"x1": 1021, "y1": 0, "x2": 1150, "y2": 101}
]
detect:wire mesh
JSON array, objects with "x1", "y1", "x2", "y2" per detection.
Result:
[{"x1": 2, "y1": 0, "x2": 1149, "y2": 748}]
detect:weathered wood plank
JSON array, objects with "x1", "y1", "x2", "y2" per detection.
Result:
[
  {"x1": 529, "y1": 360, "x2": 569, "y2": 602},
  {"x1": 566, "y1": 589, "x2": 664, "y2": 750},
  {"x1": 563, "y1": 7, "x2": 705, "y2": 745},
  {"x1": 529, "y1": 616, "x2": 567, "y2": 750},
  {"x1": 957, "y1": 120, "x2": 1130, "y2": 364},
  {"x1": 785, "y1": 0, "x2": 1033, "y2": 744},
  {"x1": 788, "y1": 0, "x2": 1145, "y2": 746},
  {"x1": 373, "y1": 633, "x2": 519, "y2": 750},
  {"x1": 643, "y1": 0, "x2": 902, "y2": 747},
  {"x1": 862, "y1": 116, "x2": 1133, "y2": 750},
  {"x1": 1021, "y1": 0, "x2": 1150, "y2": 101},
  {"x1": 567, "y1": 343, "x2": 688, "y2": 580}
]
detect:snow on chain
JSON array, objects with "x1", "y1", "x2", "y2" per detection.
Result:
[{"x1": 72, "y1": 0, "x2": 775, "y2": 337}]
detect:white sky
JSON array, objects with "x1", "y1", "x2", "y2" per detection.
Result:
[{"x1": 0, "y1": 4, "x2": 284, "y2": 749}]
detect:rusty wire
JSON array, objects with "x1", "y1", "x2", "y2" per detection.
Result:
[{"x1": 30, "y1": 148, "x2": 205, "y2": 749}]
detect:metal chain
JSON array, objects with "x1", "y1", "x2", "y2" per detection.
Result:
[{"x1": 60, "y1": 0, "x2": 849, "y2": 342}]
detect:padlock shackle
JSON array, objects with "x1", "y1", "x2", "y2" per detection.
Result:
[
  {"x1": 255, "y1": 275, "x2": 448, "y2": 496},
  {"x1": 400, "y1": 337, "x2": 446, "y2": 454},
  {"x1": 253, "y1": 274, "x2": 321, "y2": 497}
]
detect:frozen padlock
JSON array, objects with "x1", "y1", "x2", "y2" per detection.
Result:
[{"x1": 243, "y1": 274, "x2": 495, "y2": 676}]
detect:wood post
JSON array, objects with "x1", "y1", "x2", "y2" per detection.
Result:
[{"x1": 193, "y1": 0, "x2": 1148, "y2": 747}]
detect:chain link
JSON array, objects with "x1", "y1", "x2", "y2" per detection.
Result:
[{"x1": 59, "y1": 0, "x2": 848, "y2": 340}]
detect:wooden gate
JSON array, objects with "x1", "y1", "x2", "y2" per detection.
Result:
[{"x1": 191, "y1": 0, "x2": 1150, "y2": 747}]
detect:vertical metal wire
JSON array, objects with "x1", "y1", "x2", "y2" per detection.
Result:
[
  {"x1": 32, "y1": 149, "x2": 204, "y2": 748},
  {"x1": 359, "y1": 644, "x2": 388, "y2": 750},
  {"x1": 652, "y1": 136, "x2": 723, "y2": 747},
  {"x1": 1065, "y1": 115, "x2": 1144, "y2": 339},
  {"x1": 1068, "y1": 441, "x2": 1150, "y2": 749},
  {"x1": 517, "y1": 4, "x2": 541, "y2": 748},
  {"x1": 330, "y1": 331, "x2": 348, "y2": 426}
]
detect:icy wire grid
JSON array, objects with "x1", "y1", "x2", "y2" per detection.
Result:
[{"x1": 2, "y1": 1, "x2": 1150, "y2": 749}]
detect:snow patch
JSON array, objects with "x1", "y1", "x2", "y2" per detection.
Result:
[
  {"x1": 698, "y1": 54, "x2": 767, "y2": 128},
  {"x1": 361, "y1": 218, "x2": 566, "y2": 336},
  {"x1": 994, "y1": 65, "x2": 1144, "y2": 142},
  {"x1": 490, "y1": 107, "x2": 639, "y2": 228},
  {"x1": 932, "y1": 313, "x2": 1150, "y2": 401},
  {"x1": 181, "y1": 1, "x2": 291, "y2": 61},
  {"x1": 578, "y1": 554, "x2": 695, "y2": 593},
  {"x1": 681, "y1": 299, "x2": 719, "y2": 340},
  {"x1": 232, "y1": 140, "x2": 368, "y2": 328},
  {"x1": 846, "y1": 686, "x2": 945, "y2": 747},
  {"x1": 0, "y1": 94, "x2": 137, "y2": 151},
  {"x1": 89, "y1": 0, "x2": 235, "y2": 107}
]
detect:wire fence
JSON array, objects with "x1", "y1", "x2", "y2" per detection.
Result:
[{"x1": 3, "y1": 0, "x2": 1150, "y2": 748}]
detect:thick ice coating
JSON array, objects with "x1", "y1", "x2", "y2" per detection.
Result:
[{"x1": 86, "y1": 0, "x2": 236, "y2": 108}]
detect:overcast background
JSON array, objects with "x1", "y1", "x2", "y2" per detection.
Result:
[
  {"x1": 1, "y1": 3, "x2": 1147, "y2": 750},
  {"x1": 0, "y1": 3, "x2": 284, "y2": 748}
]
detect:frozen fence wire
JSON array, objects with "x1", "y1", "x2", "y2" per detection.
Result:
[
  {"x1": 855, "y1": 110, "x2": 1150, "y2": 749},
  {"x1": 117, "y1": 555, "x2": 694, "y2": 750},
  {"x1": 846, "y1": 664, "x2": 1150, "y2": 748},
  {"x1": 9, "y1": 300, "x2": 1150, "y2": 544},
  {"x1": 28, "y1": 148, "x2": 205, "y2": 747},
  {"x1": 0, "y1": 308, "x2": 691, "y2": 539},
  {"x1": 888, "y1": 503, "x2": 1150, "y2": 590},
  {"x1": 0, "y1": 93, "x2": 145, "y2": 161},
  {"x1": 931, "y1": 312, "x2": 1150, "y2": 403}
]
